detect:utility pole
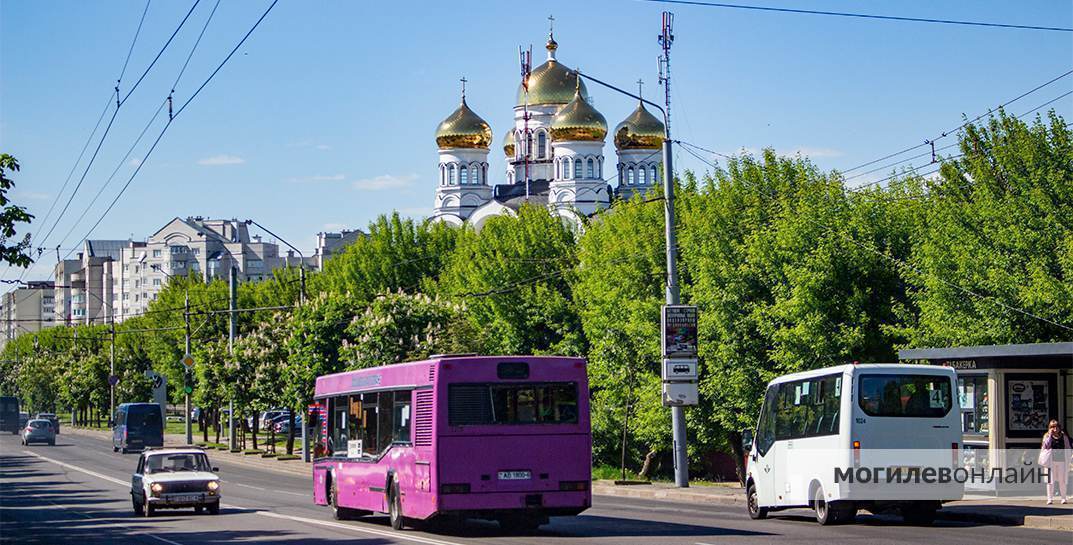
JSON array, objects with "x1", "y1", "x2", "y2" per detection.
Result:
[
  {"x1": 109, "y1": 320, "x2": 115, "y2": 425},
  {"x1": 184, "y1": 292, "x2": 192, "y2": 445},
  {"x1": 657, "y1": 10, "x2": 689, "y2": 489},
  {"x1": 228, "y1": 265, "x2": 237, "y2": 451}
]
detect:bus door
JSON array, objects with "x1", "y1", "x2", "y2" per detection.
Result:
[{"x1": 752, "y1": 385, "x2": 778, "y2": 505}]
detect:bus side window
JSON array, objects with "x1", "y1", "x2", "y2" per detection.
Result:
[{"x1": 392, "y1": 391, "x2": 412, "y2": 443}]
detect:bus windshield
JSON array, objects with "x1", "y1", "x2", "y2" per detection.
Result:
[
  {"x1": 448, "y1": 382, "x2": 578, "y2": 425},
  {"x1": 858, "y1": 374, "x2": 952, "y2": 418}
]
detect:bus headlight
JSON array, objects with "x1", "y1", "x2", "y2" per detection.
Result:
[
  {"x1": 207, "y1": 480, "x2": 220, "y2": 492},
  {"x1": 150, "y1": 483, "x2": 163, "y2": 496}
]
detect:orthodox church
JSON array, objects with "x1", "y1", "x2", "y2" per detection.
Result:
[{"x1": 429, "y1": 26, "x2": 666, "y2": 230}]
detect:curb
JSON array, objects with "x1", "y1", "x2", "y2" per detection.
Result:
[
  {"x1": 591, "y1": 483, "x2": 745, "y2": 506},
  {"x1": 1023, "y1": 515, "x2": 1073, "y2": 532}
]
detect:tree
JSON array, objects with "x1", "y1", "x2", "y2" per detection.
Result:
[
  {"x1": 340, "y1": 291, "x2": 472, "y2": 370},
  {"x1": 0, "y1": 154, "x2": 34, "y2": 267},
  {"x1": 903, "y1": 111, "x2": 1073, "y2": 345}
]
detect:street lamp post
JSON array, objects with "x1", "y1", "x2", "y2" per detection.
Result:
[
  {"x1": 153, "y1": 264, "x2": 193, "y2": 446},
  {"x1": 244, "y1": 218, "x2": 308, "y2": 461},
  {"x1": 576, "y1": 69, "x2": 689, "y2": 487}
]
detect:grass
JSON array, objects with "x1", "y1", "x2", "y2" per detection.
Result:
[{"x1": 591, "y1": 464, "x2": 739, "y2": 487}]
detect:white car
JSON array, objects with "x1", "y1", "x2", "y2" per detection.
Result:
[{"x1": 131, "y1": 448, "x2": 222, "y2": 516}]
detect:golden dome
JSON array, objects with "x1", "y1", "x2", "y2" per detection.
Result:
[
  {"x1": 502, "y1": 127, "x2": 515, "y2": 157},
  {"x1": 614, "y1": 102, "x2": 665, "y2": 150},
  {"x1": 435, "y1": 97, "x2": 492, "y2": 149},
  {"x1": 550, "y1": 85, "x2": 607, "y2": 142},
  {"x1": 516, "y1": 39, "x2": 589, "y2": 107}
]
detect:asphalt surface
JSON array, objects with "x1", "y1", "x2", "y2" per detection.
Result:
[{"x1": 0, "y1": 431, "x2": 1068, "y2": 544}]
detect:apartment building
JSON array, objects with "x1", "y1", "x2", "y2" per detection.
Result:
[
  {"x1": 313, "y1": 229, "x2": 363, "y2": 270},
  {"x1": 1, "y1": 281, "x2": 55, "y2": 349}
]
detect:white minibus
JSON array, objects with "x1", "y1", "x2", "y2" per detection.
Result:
[{"x1": 743, "y1": 364, "x2": 961, "y2": 525}]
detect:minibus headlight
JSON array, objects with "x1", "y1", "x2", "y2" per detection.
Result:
[
  {"x1": 559, "y1": 480, "x2": 588, "y2": 491},
  {"x1": 150, "y1": 483, "x2": 163, "y2": 496},
  {"x1": 207, "y1": 480, "x2": 220, "y2": 492},
  {"x1": 440, "y1": 483, "x2": 470, "y2": 494}
]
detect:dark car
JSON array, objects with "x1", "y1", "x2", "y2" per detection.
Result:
[
  {"x1": 113, "y1": 403, "x2": 164, "y2": 453},
  {"x1": 35, "y1": 412, "x2": 59, "y2": 434},
  {"x1": 0, "y1": 397, "x2": 19, "y2": 435},
  {"x1": 22, "y1": 419, "x2": 56, "y2": 446}
]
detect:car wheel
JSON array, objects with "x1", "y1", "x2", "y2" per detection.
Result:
[
  {"x1": 207, "y1": 501, "x2": 220, "y2": 515},
  {"x1": 389, "y1": 482, "x2": 405, "y2": 530},
  {"x1": 133, "y1": 495, "x2": 144, "y2": 516},
  {"x1": 747, "y1": 481, "x2": 768, "y2": 520}
]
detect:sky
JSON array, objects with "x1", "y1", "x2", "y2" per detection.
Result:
[{"x1": 1, "y1": 0, "x2": 1071, "y2": 284}]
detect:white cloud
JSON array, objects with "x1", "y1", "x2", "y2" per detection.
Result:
[
  {"x1": 290, "y1": 140, "x2": 332, "y2": 151},
  {"x1": 352, "y1": 174, "x2": 418, "y2": 191},
  {"x1": 197, "y1": 154, "x2": 245, "y2": 166},
  {"x1": 287, "y1": 173, "x2": 346, "y2": 183}
]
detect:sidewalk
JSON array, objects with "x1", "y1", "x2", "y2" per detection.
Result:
[
  {"x1": 593, "y1": 480, "x2": 1073, "y2": 531},
  {"x1": 65, "y1": 426, "x2": 1072, "y2": 532}
]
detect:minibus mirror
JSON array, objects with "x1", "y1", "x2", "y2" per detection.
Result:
[{"x1": 740, "y1": 429, "x2": 754, "y2": 452}]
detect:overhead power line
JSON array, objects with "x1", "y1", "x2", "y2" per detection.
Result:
[
  {"x1": 71, "y1": 0, "x2": 280, "y2": 250},
  {"x1": 639, "y1": 0, "x2": 1073, "y2": 32}
]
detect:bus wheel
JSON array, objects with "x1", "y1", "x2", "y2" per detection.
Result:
[
  {"x1": 330, "y1": 480, "x2": 349, "y2": 520},
  {"x1": 902, "y1": 502, "x2": 937, "y2": 525},
  {"x1": 389, "y1": 482, "x2": 405, "y2": 530},
  {"x1": 813, "y1": 486, "x2": 852, "y2": 525},
  {"x1": 747, "y1": 482, "x2": 768, "y2": 520}
]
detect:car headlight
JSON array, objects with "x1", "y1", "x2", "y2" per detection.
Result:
[
  {"x1": 207, "y1": 480, "x2": 219, "y2": 492},
  {"x1": 150, "y1": 483, "x2": 163, "y2": 495}
]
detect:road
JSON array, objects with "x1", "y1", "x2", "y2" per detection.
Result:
[{"x1": 0, "y1": 431, "x2": 1067, "y2": 545}]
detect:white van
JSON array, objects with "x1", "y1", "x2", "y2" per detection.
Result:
[{"x1": 744, "y1": 364, "x2": 961, "y2": 525}]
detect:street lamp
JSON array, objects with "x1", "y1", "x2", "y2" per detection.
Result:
[
  {"x1": 152, "y1": 264, "x2": 193, "y2": 446},
  {"x1": 575, "y1": 69, "x2": 689, "y2": 487}
]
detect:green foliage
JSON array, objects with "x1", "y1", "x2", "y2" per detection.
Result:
[
  {"x1": 340, "y1": 292, "x2": 472, "y2": 369},
  {"x1": 0, "y1": 154, "x2": 34, "y2": 267}
]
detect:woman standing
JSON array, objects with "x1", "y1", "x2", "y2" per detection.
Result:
[{"x1": 1040, "y1": 419, "x2": 1071, "y2": 504}]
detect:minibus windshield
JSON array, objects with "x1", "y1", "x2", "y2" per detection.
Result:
[{"x1": 858, "y1": 374, "x2": 952, "y2": 417}]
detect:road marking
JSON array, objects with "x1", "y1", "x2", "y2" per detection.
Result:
[
  {"x1": 256, "y1": 511, "x2": 468, "y2": 545},
  {"x1": 232, "y1": 482, "x2": 267, "y2": 491},
  {"x1": 37, "y1": 491, "x2": 186, "y2": 545},
  {"x1": 276, "y1": 490, "x2": 307, "y2": 497}
]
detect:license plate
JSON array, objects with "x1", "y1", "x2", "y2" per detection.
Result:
[
  {"x1": 169, "y1": 494, "x2": 201, "y2": 503},
  {"x1": 498, "y1": 471, "x2": 531, "y2": 480}
]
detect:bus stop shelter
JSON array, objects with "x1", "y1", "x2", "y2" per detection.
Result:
[{"x1": 899, "y1": 342, "x2": 1072, "y2": 472}]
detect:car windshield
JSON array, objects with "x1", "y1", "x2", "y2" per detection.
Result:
[
  {"x1": 29, "y1": 421, "x2": 50, "y2": 429},
  {"x1": 145, "y1": 453, "x2": 211, "y2": 473}
]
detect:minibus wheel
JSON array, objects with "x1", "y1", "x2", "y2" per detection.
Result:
[
  {"x1": 747, "y1": 482, "x2": 768, "y2": 520},
  {"x1": 389, "y1": 482, "x2": 405, "y2": 530},
  {"x1": 901, "y1": 502, "x2": 937, "y2": 525}
]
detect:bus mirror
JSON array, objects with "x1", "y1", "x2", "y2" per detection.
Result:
[{"x1": 741, "y1": 429, "x2": 754, "y2": 452}]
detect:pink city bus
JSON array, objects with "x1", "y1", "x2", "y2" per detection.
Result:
[{"x1": 311, "y1": 355, "x2": 592, "y2": 531}]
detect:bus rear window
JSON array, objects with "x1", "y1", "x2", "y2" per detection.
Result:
[
  {"x1": 448, "y1": 383, "x2": 578, "y2": 426},
  {"x1": 858, "y1": 374, "x2": 953, "y2": 417}
]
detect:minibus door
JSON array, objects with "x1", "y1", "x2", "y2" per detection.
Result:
[{"x1": 752, "y1": 386, "x2": 778, "y2": 506}]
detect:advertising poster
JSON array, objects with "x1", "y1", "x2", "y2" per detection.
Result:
[{"x1": 1007, "y1": 379, "x2": 1048, "y2": 431}]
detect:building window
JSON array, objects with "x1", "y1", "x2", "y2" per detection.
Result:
[
  {"x1": 587, "y1": 158, "x2": 594, "y2": 178},
  {"x1": 134, "y1": 280, "x2": 140, "y2": 288},
  {"x1": 460, "y1": 165, "x2": 469, "y2": 185},
  {"x1": 651, "y1": 165, "x2": 658, "y2": 183},
  {"x1": 574, "y1": 158, "x2": 583, "y2": 179},
  {"x1": 640, "y1": 165, "x2": 648, "y2": 185},
  {"x1": 482, "y1": 165, "x2": 488, "y2": 185},
  {"x1": 171, "y1": 245, "x2": 187, "y2": 254},
  {"x1": 448, "y1": 164, "x2": 456, "y2": 185},
  {"x1": 192, "y1": 248, "x2": 200, "y2": 256},
  {"x1": 153, "y1": 278, "x2": 161, "y2": 287},
  {"x1": 537, "y1": 131, "x2": 547, "y2": 159},
  {"x1": 152, "y1": 249, "x2": 162, "y2": 258},
  {"x1": 526, "y1": 132, "x2": 533, "y2": 158},
  {"x1": 440, "y1": 165, "x2": 446, "y2": 186},
  {"x1": 248, "y1": 259, "x2": 264, "y2": 271},
  {"x1": 627, "y1": 167, "x2": 635, "y2": 186}
]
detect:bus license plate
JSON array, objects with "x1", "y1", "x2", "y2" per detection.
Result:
[{"x1": 498, "y1": 471, "x2": 531, "y2": 480}]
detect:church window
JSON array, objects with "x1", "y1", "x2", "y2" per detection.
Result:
[
  {"x1": 627, "y1": 167, "x2": 635, "y2": 186},
  {"x1": 574, "y1": 157, "x2": 582, "y2": 178},
  {"x1": 460, "y1": 165, "x2": 469, "y2": 185},
  {"x1": 440, "y1": 165, "x2": 445, "y2": 186},
  {"x1": 526, "y1": 132, "x2": 533, "y2": 158},
  {"x1": 537, "y1": 132, "x2": 547, "y2": 159},
  {"x1": 640, "y1": 165, "x2": 648, "y2": 184},
  {"x1": 651, "y1": 165, "x2": 658, "y2": 183},
  {"x1": 587, "y1": 158, "x2": 595, "y2": 178},
  {"x1": 449, "y1": 164, "x2": 456, "y2": 185}
]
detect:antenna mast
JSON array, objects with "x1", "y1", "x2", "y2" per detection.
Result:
[{"x1": 658, "y1": 11, "x2": 674, "y2": 135}]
